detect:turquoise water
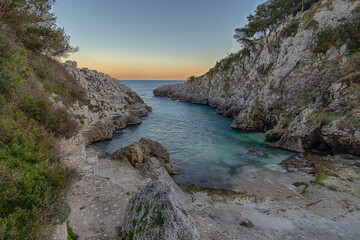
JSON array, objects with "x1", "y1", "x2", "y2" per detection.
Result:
[{"x1": 96, "y1": 80, "x2": 293, "y2": 189}]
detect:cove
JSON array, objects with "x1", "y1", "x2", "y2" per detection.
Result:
[{"x1": 96, "y1": 80, "x2": 294, "y2": 189}]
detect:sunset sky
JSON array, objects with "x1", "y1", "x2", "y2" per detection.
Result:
[{"x1": 54, "y1": 0, "x2": 264, "y2": 80}]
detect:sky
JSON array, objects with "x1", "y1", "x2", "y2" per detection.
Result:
[{"x1": 53, "y1": 0, "x2": 264, "y2": 80}]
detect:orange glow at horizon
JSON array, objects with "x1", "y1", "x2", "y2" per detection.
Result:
[{"x1": 67, "y1": 52, "x2": 214, "y2": 80}]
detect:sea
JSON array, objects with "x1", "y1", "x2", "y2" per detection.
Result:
[{"x1": 95, "y1": 80, "x2": 293, "y2": 189}]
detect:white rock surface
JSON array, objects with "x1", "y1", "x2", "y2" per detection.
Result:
[
  {"x1": 154, "y1": 0, "x2": 360, "y2": 155},
  {"x1": 120, "y1": 181, "x2": 200, "y2": 240},
  {"x1": 64, "y1": 61, "x2": 151, "y2": 145}
]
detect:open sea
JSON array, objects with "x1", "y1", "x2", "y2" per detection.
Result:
[{"x1": 96, "y1": 80, "x2": 293, "y2": 189}]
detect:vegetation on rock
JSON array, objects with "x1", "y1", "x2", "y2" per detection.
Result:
[
  {"x1": 154, "y1": 0, "x2": 360, "y2": 155},
  {"x1": 0, "y1": 0, "x2": 78, "y2": 57},
  {"x1": 234, "y1": 0, "x2": 319, "y2": 45},
  {"x1": 315, "y1": 8, "x2": 360, "y2": 54},
  {"x1": 0, "y1": 1, "x2": 83, "y2": 238}
]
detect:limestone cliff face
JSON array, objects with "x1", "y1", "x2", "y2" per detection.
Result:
[
  {"x1": 58, "y1": 61, "x2": 151, "y2": 169},
  {"x1": 64, "y1": 61, "x2": 151, "y2": 144},
  {"x1": 154, "y1": 0, "x2": 360, "y2": 155}
]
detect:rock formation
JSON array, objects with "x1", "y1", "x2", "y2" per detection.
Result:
[
  {"x1": 58, "y1": 1, "x2": 360, "y2": 239},
  {"x1": 58, "y1": 61, "x2": 152, "y2": 169},
  {"x1": 51, "y1": 62, "x2": 153, "y2": 238},
  {"x1": 154, "y1": 0, "x2": 360, "y2": 155},
  {"x1": 112, "y1": 138, "x2": 176, "y2": 175},
  {"x1": 120, "y1": 181, "x2": 200, "y2": 240},
  {"x1": 64, "y1": 61, "x2": 151, "y2": 144}
]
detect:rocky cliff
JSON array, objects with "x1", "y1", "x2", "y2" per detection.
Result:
[
  {"x1": 51, "y1": 63, "x2": 152, "y2": 239},
  {"x1": 64, "y1": 61, "x2": 151, "y2": 144},
  {"x1": 154, "y1": 0, "x2": 360, "y2": 155},
  {"x1": 56, "y1": 62, "x2": 360, "y2": 240},
  {"x1": 57, "y1": 61, "x2": 151, "y2": 169}
]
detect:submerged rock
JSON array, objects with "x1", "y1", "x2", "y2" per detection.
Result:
[
  {"x1": 281, "y1": 154, "x2": 315, "y2": 174},
  {"x1": 120, "y1": 181, "x2": 200, "y2": 240},
  {"x1": 247, "y1": 147, "x2": 268, "y2": 158}
]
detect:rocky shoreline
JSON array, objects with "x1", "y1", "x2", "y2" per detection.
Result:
[
  {"x1": 52, "y1": 1, "x2": 360, "y2": 235},
  {"x1": 60, "y1": 139, "x2": 360, "y2": 239},
  {"x1": 56, "y1": 61, "x2": 151, "y2": 170},
  {"x1": 50, "y1": 67, "x2": 360, "y2": 239},
  {"x1": 154, "y1": 0, "x2": 360, "y2": 156},
  {"x1": 51, "y1": 62, "x2": 152, "y2": 239}
]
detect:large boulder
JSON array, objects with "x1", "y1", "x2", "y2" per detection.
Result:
[
  {"x1": 112, "y1": 138, "x2": 176, "y2": 175},
  {"x1": 119, "y1": 181, "x2": 200, "y2": 240},
  {"x1": 321, "y1": 118, "x2": 360, "y2": 156},
  {"x1": 276, "y1": 108, "x2": 323, "y2": 152}
]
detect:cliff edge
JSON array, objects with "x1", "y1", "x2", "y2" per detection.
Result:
[{"x1": 154, "y1": 0, "x2": 360, "y2": 155}]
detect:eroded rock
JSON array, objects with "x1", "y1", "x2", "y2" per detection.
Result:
[
  {"x1": 153, "y1": 0, "x2": 360, "y2": 156},
  {"x1": 321, "y1": 118, "x2": 360, "y2": 156},
  {"x1": 112, "y1": 138, "x2": 176, "y2": 175},
  {"x1": 64, "y1": 61, "x2": 151, "y2": 144},
  {"x1": 120, "y1": 181, "x2": 200, "y2": 240}
]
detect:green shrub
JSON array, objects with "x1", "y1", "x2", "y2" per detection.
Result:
[
  {"x1": 19, "y1": 94, "x2": 77, "y2": 138},
  {"x1": 0, "y1": 107, "x2": 67, "y2": 239},
  {"x1": 313, "y1": 169, "x2": 328, "y2": 185},
  {"x1": 207, "y1": 51, "x2": 242, "y2": 77},
  {"x1": 282, "y1": 20, "x2": 300, "y2": 37},
  {"x1": 315, "y1": 28, "x2": 342, "y2": 53},
  {"x1": 352, "y1": 6, "x2": 360, "y2": 14},
  {"x1": 67, "y1": 221, "x2": 79, "y2": 240},
  {"x1": 0, "y1": 29, "x2": 74, "y2": 238},
  {"x1": 29, "y1": 53, "x2": 89, "y2": 107},
  {"x1": 0, "y1": 32, "x2": 28, "y2": 99},
  {"x1": 311, "y1": 110, "x2": 341, "y2": 125},
  {"x1": 187, "y1": 75, "x2": 196, "y2": 83},
  {"x1": 315, "y1": 12, "x2": 360, "y2": 54}
]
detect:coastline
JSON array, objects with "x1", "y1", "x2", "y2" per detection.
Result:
[
  {"x1": 153, "y1": 0, "x2": 360, "y2": 156},
  {"x1": 54, "y1": 63, "x2": 360, "y2": 239},
  {"x1": 2, "y1": 0, "x2": 359, "y2": 239},
  {"x1": 54, "y1": 0, "x2": 360, "y2": 236},
  {"x1": 61, "y1": 140, "x2": 360, "y2": 239}
]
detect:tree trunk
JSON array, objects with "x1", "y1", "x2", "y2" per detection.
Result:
[{"x1": 301, "y1": 0, "x2": 305, "y2": 13}]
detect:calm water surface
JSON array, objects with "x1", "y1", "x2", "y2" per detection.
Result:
[{"x1": 96, "y1": 80, "x2": 293, "y2": 189}]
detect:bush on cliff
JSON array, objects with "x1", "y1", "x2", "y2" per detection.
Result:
[
  {"x1": 234, "y1": 0, "x2": 320, "y2": 44},
  {"x1": 0, "y1": 1, "x2": 82, "y2": 237},
  {"x1": 28, "y1": 53, "x2": 89, "y2": 107},
  {"x1": 0, "y1": 106, "x2": 67, "y2": 239},
  {"x1": 315, "y1": 9, "x2": 360, "y2": 54}
]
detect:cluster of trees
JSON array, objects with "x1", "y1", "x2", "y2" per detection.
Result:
[
  {"x1": 234, "y1": 0, "x2": 319, "y2": 45},
  {"x1": 0, "y1": 0, "x2": 77, "y2": 57}
]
